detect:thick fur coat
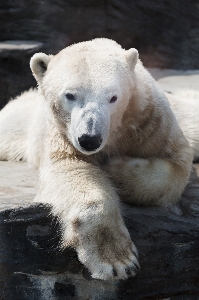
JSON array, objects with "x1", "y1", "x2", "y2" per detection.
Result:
[{"x1": 0, "y1": 38, "x2": 198, "y2": 280}]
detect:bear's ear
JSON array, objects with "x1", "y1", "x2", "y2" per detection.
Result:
[
  {"x1": 126, "y1": 48, "x2": 138, "y2": 70},
  {"x1": 30, "y1": 53, "x2": 51, "y2": 83}
]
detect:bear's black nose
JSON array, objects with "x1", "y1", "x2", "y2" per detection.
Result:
[{"x1": 78, "y1": 134, "x2": 102, "y2": 152}]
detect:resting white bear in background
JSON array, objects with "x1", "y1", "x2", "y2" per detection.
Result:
[{"x1": 0, "y1": 38, "x2": 197, "y2": 280}]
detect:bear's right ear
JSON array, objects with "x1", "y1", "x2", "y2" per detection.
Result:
[
  {"x1": 126, "y1": 48, "x2": 138, "y2": 71},
  {"x1": 30, "y1": 53, "x2": 51, "y2": 83}
]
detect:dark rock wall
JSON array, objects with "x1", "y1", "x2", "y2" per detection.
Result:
[
  {"x1": 0, "y1": 42, "x2": 42, "y2": 109},
  {"x1": 0, "y1": 0, "x2": 199, "y2": 107},
  {"x1": 0, "y1": 0, "x2": 199, "y2": 68}
]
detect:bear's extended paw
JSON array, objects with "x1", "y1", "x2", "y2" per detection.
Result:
[{"x1": 76, "y1": 224, "x2": 139, "y2": 280}]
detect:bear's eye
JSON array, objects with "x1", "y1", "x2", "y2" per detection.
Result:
[
  {"x1": 66, "y1": 93, "x2": 76, "y2": 101},
  {"x1": 109, "y1": 96, "x2": 117, "y2": 103}
]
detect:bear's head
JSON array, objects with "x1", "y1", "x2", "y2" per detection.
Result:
[{"x1": 30, "y1": 38, "x2": 138, "y2": 155}]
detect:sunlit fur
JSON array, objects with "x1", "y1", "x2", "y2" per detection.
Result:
[{"x1": 0, "y1": 38, "x2": 197, "y2": 280}]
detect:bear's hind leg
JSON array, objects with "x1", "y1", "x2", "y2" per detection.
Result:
[{"x1": 104, "y1": 156, "x2": 192, "y2": 206}]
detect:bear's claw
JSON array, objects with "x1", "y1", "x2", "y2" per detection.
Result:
[{"x1": 76, "y1": 235, "x2": 139, "y2": 280}]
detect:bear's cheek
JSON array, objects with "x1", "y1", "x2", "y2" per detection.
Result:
[{"x1": 49, "y1": 102, "x2": 71, "y2": 132}]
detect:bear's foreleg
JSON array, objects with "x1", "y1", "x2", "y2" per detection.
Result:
[
  {"x1": 35, "y1": 159, "x2": 139, "y2": 280},
  {"x1": 104, "y1": 157, "x2": 192, "y2": 205}
]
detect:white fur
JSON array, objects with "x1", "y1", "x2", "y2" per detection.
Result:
[
  {"x1": 167, "y1": 89, "x2": 199, "y2": 160},
  {"x1": 0, "y1": 38, "x2": 197, "y2": 280},
  {"x1": 0, "y1": 89, "x2": 46, "y2": 168}
]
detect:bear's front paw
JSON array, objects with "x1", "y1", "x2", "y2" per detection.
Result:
[{"x1": 75, "y1": 224, "x2": 139, "y2": 280}]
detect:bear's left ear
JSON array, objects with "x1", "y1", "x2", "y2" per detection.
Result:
[
  {"x1": 30, "y1": 53, "x2": 52, "y2": 83},
  {"x1": 126, "y1": 48, "x2": 138, "y2": 70}
]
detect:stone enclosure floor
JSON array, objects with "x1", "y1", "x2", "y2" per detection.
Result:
[{"x1": 0, "y1": 161, "x2": 37, "y2": 210}]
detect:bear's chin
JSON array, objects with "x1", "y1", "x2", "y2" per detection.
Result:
[
  {"x1": 73, "y1": 141, "x2": 105, "y2": 156},
  {"x1": 77, "y1": 146, "x2": 102, "y2": 156}
]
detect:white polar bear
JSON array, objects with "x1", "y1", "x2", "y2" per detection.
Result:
[{"x1": 0, "y1": 38, "x2": 197, "y2": 280}]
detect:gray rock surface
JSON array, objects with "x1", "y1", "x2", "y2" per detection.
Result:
[
  {"x1": 0, "y1": 162, "x2": 199, "y2": 299},
  {"x1": 149, "y1": 69, "x2": 199, "y2": 94},
  {"x1": 0, "y1": 161, "x2": 37, "y2": 210}
]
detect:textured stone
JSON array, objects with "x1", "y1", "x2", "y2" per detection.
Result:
[{"x1": 0, "y1": 163, "x2": 199, "y2": 299}]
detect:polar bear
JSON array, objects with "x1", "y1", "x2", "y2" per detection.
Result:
[{"x1": 0, "y1": 38, "x2": 197, "y2": 280}]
